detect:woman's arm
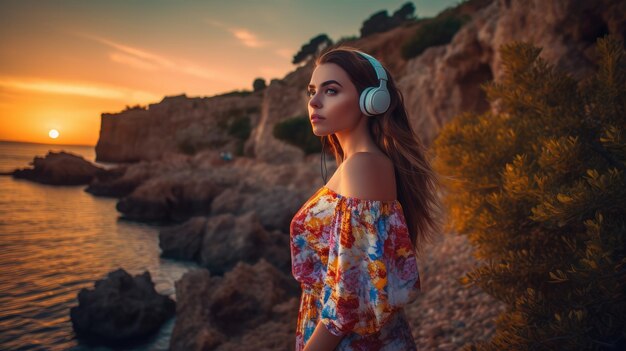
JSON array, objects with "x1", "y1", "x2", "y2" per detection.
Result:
[{"x1": 303, "y1": 321, "x2": 343, "y2": 351}]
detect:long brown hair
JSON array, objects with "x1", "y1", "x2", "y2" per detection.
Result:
[{"x1": 315, "y1": 45, "x2": 445, "y2": 255}]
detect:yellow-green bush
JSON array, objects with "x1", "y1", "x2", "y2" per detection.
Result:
[{"x1": 433, "y1": 35, "x2": 625, "y2": 350}]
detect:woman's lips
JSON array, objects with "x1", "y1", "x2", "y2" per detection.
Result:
[{"x1": 311, "y1": 114, "x2": 325, "y2": 123}]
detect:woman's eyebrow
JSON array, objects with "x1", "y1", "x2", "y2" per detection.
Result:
[{"x1": 307, "y1": 80, "x2": 343, "y2": 89}]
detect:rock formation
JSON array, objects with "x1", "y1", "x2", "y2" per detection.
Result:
[
  {"x1": 159, "y1": 211, "x2": 291, "y2": 275},
  {"x1": 169, "y1": 260, "x2": 299, "y2": 351},
  {"x1": 159, "y1": 216, "x2": 208, "y2": 261},
  {"x1": 96, "y1": 93, "x2": 263, "y2": 163},
  {"x1": 11, "y1": 151, "x2": 104, "y2": 185},
  {"x1": 70, "y1": 268, "x2": 175, "y2": 347},
  {"x1": 396, "y1": 0, "x2": 626, "y2": 146},
  {"x1": 103, "y1": 150, "x2": 329, "y2": 226}
]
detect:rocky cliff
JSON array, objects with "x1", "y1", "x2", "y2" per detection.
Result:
[
  {"x1": 397, "y1": 0, "x2": 625, "y2": 145},
  {"x1": 96, "y1": 93, "x2": 262, "y2": 162},
  {"x1": 95, "y1": 0, "x2": 624, "y2": 164},
  {"x1": 96, "y1": 0, "x2": 626, "y2": 163}
]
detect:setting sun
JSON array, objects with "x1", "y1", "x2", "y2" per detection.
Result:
[{"x1": 48, "y1": 129, "x2": 59, "y2": 139}]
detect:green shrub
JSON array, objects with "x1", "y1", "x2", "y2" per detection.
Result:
[
  {"x1": 273, "y1": 116, "x2": 322, "y2": 154},
  {"x1": 432, "y1": 35, "x2": 625, "y2": 350},
  {"x1": 228, "y1": 115, "x2": 251, "y2": 140},
  {"x1": 401, "y1": 14, "x2": 470, "y2": 59}
]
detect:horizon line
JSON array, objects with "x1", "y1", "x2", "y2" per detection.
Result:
[{"x1": 0, "y1": 139, "x2": 96, "y2": 148}]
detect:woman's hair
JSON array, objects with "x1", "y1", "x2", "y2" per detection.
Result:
[{"x1": 315, "y1": 44, "x2": 445, "y2": 255}]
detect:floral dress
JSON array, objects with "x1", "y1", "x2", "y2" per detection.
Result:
[{"x1": 290, "y1": 185, "x2": 421, "y2": 351}]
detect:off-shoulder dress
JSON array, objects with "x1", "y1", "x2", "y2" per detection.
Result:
[{"x1": 290, "y1": 185, "x2": 421, "y2": 351}]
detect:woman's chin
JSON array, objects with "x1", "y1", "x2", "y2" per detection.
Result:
[
  {"x1": 311, "y1": 127, "x2": 323, "y2": 136},
  {"x1": 313, "y1": 130, "x2": 331, "y2": 137},
  {"x1": 311, "y1": 126, "x2": 332, "y2": 137}
]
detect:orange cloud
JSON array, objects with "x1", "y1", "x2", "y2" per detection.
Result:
[
  {"x1": 0, "y1": 76, "x2": 161, "y2": 102},
  {"x1": 231, "y1": 28, "x2": 267, "y2": 48},
  {"x1": 205, "y1": 19, "x2": 268, "y2": 48},
  {"x1": 109, "y1": 52, "x2": 159, "y2": 70},
  {"x1": 71, "y1": 32, "x2": 237, "y2": 84}
]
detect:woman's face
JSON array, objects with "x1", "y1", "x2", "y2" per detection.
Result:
[{"x1": 307, "y1": 63, "x2": 362, "y2": 136}]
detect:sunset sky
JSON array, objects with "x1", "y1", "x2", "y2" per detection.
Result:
[{"x1": 0, "y1": 0, "x2": 458, "y2": 146}]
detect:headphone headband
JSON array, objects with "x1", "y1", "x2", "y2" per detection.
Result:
[
  {"x1": 355, "y1": 51, "x2": 388, "y2": 82},
  {"x1": 355, "y1": 51, "x2": 391, "y2": 116}
]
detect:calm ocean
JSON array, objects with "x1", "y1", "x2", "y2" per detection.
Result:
[{"x1": 0, "y1": 140, "x2": 197, "y2": 351}]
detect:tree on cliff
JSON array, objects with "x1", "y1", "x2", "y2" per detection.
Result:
[
  {"x1": 292, "y1": 34, "x2": 333, "y2": 65},
  {"x1": 360, "y1": 2, "x2": 416, "y2": 38},
  {"x1": 253, "y1": 78, "x2": 266, "y2": 92},
  {"x1": 391, "y1": 2, "x2": 416, "y2": 23},
  {"x1": 432, "y1": 35, "x2": 626, "y2": 350}
]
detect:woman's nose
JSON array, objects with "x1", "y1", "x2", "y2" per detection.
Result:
[{"x1": 309, "y1": 94, "x2": 321, "y2": 108}]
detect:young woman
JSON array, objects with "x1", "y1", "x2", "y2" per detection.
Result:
[{"x1": 290, "y1": 46, "x2": 444, "y2": 350}]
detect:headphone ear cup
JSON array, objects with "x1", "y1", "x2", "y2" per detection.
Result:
[
  {"x1": 370, "y1": 87, "x2": 390, "y2": 114},
  {"x1": 361, "y1": 86, "x2": 390, "y2": 115},
  {"x1": 359, "y1": 87, "x2": 376, "y2": 116}
]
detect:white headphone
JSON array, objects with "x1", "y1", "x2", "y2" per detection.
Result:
[{"x1": 355, "y1": 51, "x2": 391, "y2": 116}]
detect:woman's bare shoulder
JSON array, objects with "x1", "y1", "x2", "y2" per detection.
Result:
[{"x1": 339, "y1": 152, "x2": 396, "y2": 201}]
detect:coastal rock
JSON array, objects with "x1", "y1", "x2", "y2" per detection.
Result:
[
  {"x1": 208, "y1": 154, "x2": 329, "y2": 232},
  {"x1": 199, "y1": 212, "x2": 265, "y2": 275},
  {"x1": 112, "y1": 151, "x2": 249, "y2": 222},
  {"x1": 215, "y1": 299, "x2": 299, "y2": 351},
  {"x1": 116, "y1": 171, "x2": 224, "y2": 222},
  {"x1": 70, "y1": 268, "x2": 175, "y2": 346},
  {"x1": 159, "y1": 212, "x2": 291, "y2": 275},
  {"x1": 208, "y1": 259, "x2": 299, "y2": 332},
  {"x1": 12, "y1": 151, "x2": 104, "y2": 185},
  {"x1": 168, "y1": 269, "x2": 225, "y2": 351},
  {"x1": 159, "y1": 216, "x2": 208, "y2": 260},
  {"x1": 84, "y1": 165, "x2": 131, "y2": 197},
  {"x1": 199, "y1": 211, "x2": 292, "y2": 275},
  {"x1": 170, "y1": 260, "x2": 299, "y2": 351},
  {"x1": 210, "y1": 184, "x2": 310, "y2": 233},
  {"x1": 86, "y1": 152, "x2": 192, "y2": 198},
  {"x1": 262, "y1": 229, "x2": 292, "y2": 274},
  {"x1": 114, "y1": 153, "x2": 323, "y2": 225}
]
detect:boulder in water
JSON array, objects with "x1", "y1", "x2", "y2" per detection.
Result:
[
  {"x1": 12, "y1": 151, "x2": 104, "y2": 185},
  {"x1": 70, "y1": 268, "x2": 175, "y2": 347}
]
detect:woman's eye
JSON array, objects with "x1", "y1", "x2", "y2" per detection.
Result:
[{"x1": 307, "y1": 88, "x2": 336, "y2": 97}]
